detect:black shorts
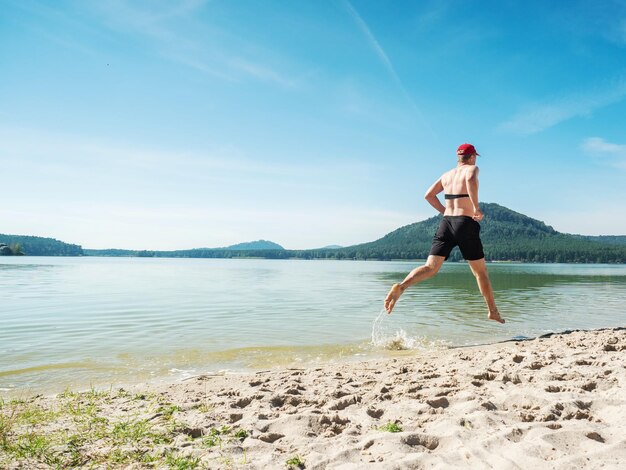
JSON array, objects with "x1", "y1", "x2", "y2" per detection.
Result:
[{"x1": 429, "y1": 216, "x2": 484, "y2": 261}]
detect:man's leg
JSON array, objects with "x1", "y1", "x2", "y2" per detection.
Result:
[
  {"x1": 467, "y1": 258, "x2": 505, "y2": 323},
  {"x1": 384, "y1": 255, "x2": 445, "y2": 314}
]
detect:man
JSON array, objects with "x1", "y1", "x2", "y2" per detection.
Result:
[{"x1": 384, "y1": 143, "x2": 505, "y2": 324}]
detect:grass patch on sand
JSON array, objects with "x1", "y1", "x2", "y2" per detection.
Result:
[
  {"x1": 286, "y1": 454, "x2": 305, "y2": 468},
  {"x1": 0, "y1": 387, "x2": 254, "y2": 468},
  {"x1": 165, "y1": 451, "x2": 202, "y2": 469},
  {"x1": 157, "y1": 403, "x2": 181, "y2": 420},
  {"x1": 203, "y1": 425, "x2": 234, "y2": 448},
  {"x1": 379, "y1": 421, "x2": 403, "y2": 433}
]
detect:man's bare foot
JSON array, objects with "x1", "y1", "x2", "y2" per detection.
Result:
[
  {"x1": 488, "y1": 310, "x2": 505, "y2": 324},
  {"x1": 384, "y1": 283, "x2": 404, "y2": 314}
]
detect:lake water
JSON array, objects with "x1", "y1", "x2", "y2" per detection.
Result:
[{"x1": 1, "y1": 257, "x2": 625, "y2": 396}]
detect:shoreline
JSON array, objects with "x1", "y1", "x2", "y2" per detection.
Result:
[
  {"x1": 2, "y1": 327, "x2": 625, "y2": 469},
  {"x1": 3, "y1": 327, "x2": 625, "y2": 400},
  {"x1": 4, "y1": 256, "x2": 626, "y2": 265}
]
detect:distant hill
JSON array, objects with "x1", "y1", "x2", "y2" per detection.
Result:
[
  {"x1": 0, "y1": 233, "x2": 83, "y2": 256},
  {"x1": 223, "y1": 240, "x2": 284, "y2": 250},
  {"x1": 11, "y1": 204, "x2": 626, "y2": 263},
  {"x1": 84, "y1": 240, "x2": 284, "y2": 258},
  {"x1": 319, "y1": 245, "x2": 343, "y2": 250},
  {"x1": 83, "y1": 248, "x2": 136, "y2": 257}
]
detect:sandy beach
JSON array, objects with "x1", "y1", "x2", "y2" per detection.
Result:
[{"x1": 1, "y1": 327, "x2": 625, "y2": 469}]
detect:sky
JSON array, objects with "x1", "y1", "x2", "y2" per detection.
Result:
[{"x1": 1, "y1": 0, "x2": 626, "y2": 250}]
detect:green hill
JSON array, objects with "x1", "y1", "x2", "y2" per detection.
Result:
[
  {"x1": 223, "y1": 240, "x2": 284, "y2": 250},
  {"x1": 576, "y1": 235, "x2": 626, "y2": 245},
  {"x1": 319, "y1": 203, "x2": 626, "y2": 263},
  {"x1": 84, "y1": 240, "x2": 284, "y2": 258},
  {"x1": 0, "y1": 233, "x2": 83, "y2": 256},
  {"x1": 12, "y1": 204, "x2": 626, "y2": 262}
]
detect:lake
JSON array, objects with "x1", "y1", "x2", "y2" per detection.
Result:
[{"x1": 1, "y1": 257, "x2": 625, "y2": 396}]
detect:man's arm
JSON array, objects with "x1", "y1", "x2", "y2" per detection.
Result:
[
  {"x1": 424, "y1": 178, "x2": 446, "y2": 215},
  {"x1": 466, "y1": 166, "x2": 483, "y2": 221}
]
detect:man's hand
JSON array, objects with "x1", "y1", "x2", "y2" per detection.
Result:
[{"x1": 473, "y1": 208, "x2": 484, "y2": 221}]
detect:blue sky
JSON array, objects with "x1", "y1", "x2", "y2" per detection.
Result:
[{"x1": 1, "y1": 0, "x2": 626, "y2": 250}]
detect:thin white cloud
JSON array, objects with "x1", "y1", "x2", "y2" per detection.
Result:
[
  {"x1": 582, "y1": 137, "x2": 626, "y2": 170},
  {"x1": 84, "y1": 0, "x2": 298, "y2": 88},
  {"x1": 343, "y1": 0, "x2": 433, "y2": 135},
  {"x1": 229, "y1": 58, "x2": 297, "y2": 88},
  {"x1": 499, "y1": 79, "x2": 626, "y2": 134},
  {"x1": 89, "y1": 0, "x2": 204, "y2": 43},
  {"x1": 413, "y1": 0, "x2": 451, "y2": 30},
  {"x1": 343, "y1": 1, "x2": 398, "y2": 83},
  {"x1": 167, "y1": 54, "x2": 239, "y2": 82},
  {"x1": 0, "y1": 125, "x2": 380, "y2": 187}
]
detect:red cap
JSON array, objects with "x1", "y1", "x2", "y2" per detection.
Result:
[{"x1": 457, "y1": 143, "x2": 479, "y2": 156}]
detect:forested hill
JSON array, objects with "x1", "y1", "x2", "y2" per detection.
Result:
[
  {"x1": 318, "y1": 203, "x2": 626, "y2": 263},
  {"x1": 84, "y1": 203, "x2": 623, "y2": 262},
  {"x1": 84, "y1": 240, "x2": 285, "y2": 257},
  {"x1": 576, "y1": 235, "x2": 626, "y2": 245},
  {"x1": 222, "y1": 240, "x2": 284, "y2": 250},
  {"x1": 5, "y1": 204, "x2": 626, "y2": 262},
  {"x1": 0, "y1": 234, "x2": 83, "y2": 256}
]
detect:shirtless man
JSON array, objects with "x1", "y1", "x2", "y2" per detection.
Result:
[{"x1": 384, "y1": 143, "x2": 505, "y2": 324}]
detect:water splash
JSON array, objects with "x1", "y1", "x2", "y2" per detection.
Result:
[
  {"x1": 371, "y1": 308, "x2": 449, "y2": 350},
  {"x1": 371, "y1": 308, "x2": 416, "y2": 350}
]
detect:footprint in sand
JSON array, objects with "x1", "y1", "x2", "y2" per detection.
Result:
[
  {"x1": 258, "y1": 432, "x2": 284, "y2": 443},
  {"x1": 426, "y1": 397, "x2": 449, "y2": 409},
  {"x1": 269, "y1": 395, "x2": 285, "y2": 407},
  {"x1": 519, "y1": 412, "x2": 535, "y2": 422},
  {"x1": 180, "y1": 427, "x2": 203, "y2": 439},
  {"x1": 528, "y1": 361, "x2": 545, "y2": 370},
  {"x1": 481, "y1": 401, "x2": 497, "y2": 411},
  {"x1": 329, "y1": 395, "x2": 361, "y2": 411},
  {"x1": 573, "y1": 400, "x2": 592, "y2": 410},
  {"x1": 366, "y1": 407, "x2": 384, "y2": 419},
  {"x1": 541, "y1": 429, "x2": 604, "y2": 452},
  {"x1": 586, "y1": 432, "x2": 605, "y2": 443},
  {"x1": 313, "y1": 414, "x2": 351, "y2": 437},
  {"x1": 232, "y1": 396, "x2": 253, "y2": 408},
  {"x1": 502, "y1": 374, "x2": 522, "y2": 384},
  {"x1": 401, "y1": 433, "x2": 440, "y2": 450},
  {"x1": 581, "y1": 381, "x2": 597, "y2": 392},
  {"x1": 474, "y1": 372, "x2": 496, "y2": 381}
]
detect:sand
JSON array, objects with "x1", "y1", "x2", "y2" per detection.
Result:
[{"x1": 1, "y1": 327, "x2": 625, "y2": 469}]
